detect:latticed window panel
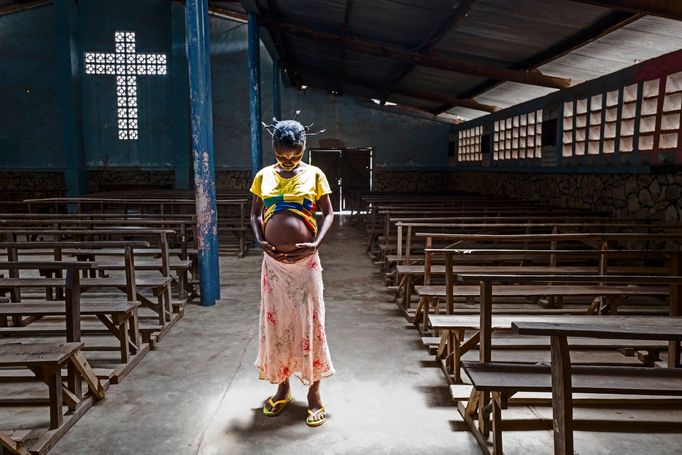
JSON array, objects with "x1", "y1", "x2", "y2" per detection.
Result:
[
  {"x1": 84, "y1": 31, "x2": 167, "y2": 140},
  {"x1": 457, "y1": 126, "x2": 483, "y2": 162},
  {"x1": 494, "y1": 111, "x2": 542, "y2": 161}
]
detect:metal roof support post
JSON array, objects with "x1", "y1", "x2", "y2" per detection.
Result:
[
  {"x1": 56, "y1": 0, "x2": 88, "y2": 203},
  {"x1": 249, "y1": 12, "x2": 263, "y2": 178},
  {"x1": 273, "y1": 57, "x2": 282, "y2": 121},
  {"x1": 186, "y1": 0, "x2": 220, "y2": 305}
]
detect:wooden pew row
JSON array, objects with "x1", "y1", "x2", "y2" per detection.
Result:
[
  {"x1": 17, "y1": 196, "x2": 250, "y2": 257},
  {"x1": 412, "y1": 248, "x2": 674, "y2": 331},
  {"x1": 378, "y1": 215, "x2": 645, "y2": 267},
  {"x1": 360, "y1": 196, "x2": 577, "y2": 241},
  {"x1": 0, "y1": 241, "x2": 181, "y2": 344},
  {"x1": 381, "y1": 220, "x2": 678, "y2": 283},
  {"x1": 417, "y1": 245, "x2": 680, "y2": 377},
  {"x1": 460, "y1": 317, "x2": 682, "y2": 454},
  {"x1": 0, "y1": 261, "x2": 106, "y2": 455},
  {"x1": 368, "y1": 206, "x2": 598, "y2": 257},
  {"x1": 391, "y1": 219, "x2": 678, "y2": 264},
  {"x1": 448, "y1": 273, "x2": 682, "y2": 455},
  {"x1": 0, "y1": 228, "x2": 195, "y2": 302}
]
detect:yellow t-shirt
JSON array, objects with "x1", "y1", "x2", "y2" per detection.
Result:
[{"x1": 249, "y1": 164, "x2": 332, "y2": 235}]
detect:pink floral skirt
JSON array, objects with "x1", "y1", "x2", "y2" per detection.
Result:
[{"x1": 255, "y1": 252, "x2": 335, "y2": 385}]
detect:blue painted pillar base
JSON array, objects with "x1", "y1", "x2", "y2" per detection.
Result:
[{"x1": 186, "y1": 0, "x2": 220, "y2": 305}]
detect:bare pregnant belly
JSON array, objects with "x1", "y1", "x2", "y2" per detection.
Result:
[{"x1": 264, "y1": 211, "x2": 314, "y2": 252}]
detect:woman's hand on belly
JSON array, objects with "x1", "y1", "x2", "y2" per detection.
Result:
[
  {"x1": 258, "y1": 239, "x2": 287, "y2": 261},
  {"x1": 279, "y1": 243, "x2": 316, "y2": 263}
]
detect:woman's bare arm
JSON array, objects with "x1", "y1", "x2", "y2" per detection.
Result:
[
  {"x1": 292, "y1": 194, "x2": 334, "y2": 255},
  {"x1": 313, "y1": 194, "x2": 334, "y2": 247},
  {"x1": 250, "y1": 195, "x2": 283, "y2": 259}
]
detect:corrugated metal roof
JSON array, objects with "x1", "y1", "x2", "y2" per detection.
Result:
[
  {"x1": 236, "y1": 0, "x2": 682, "y2": 123},
  {"x1": 447, "y1": 15, "x2": 682, "y2": 120}
]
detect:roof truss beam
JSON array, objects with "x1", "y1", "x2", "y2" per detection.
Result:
[
  {"x1": 435, "y1": 10, "x2": 641, "y2": 114},
  {"x1": 257, "y1": 16, "x2": 571, "y2": 89},
  {"x1": 291, "y1": 63, "x2": 497, "y2": 112},
  {"x1": 381, "y1": 0, "x2": 478, "y2": 101},
  {"x1": 569, "y1": 0, "x2": 682, "y2": 21},
  {"x1": 337, "y1": 0, "x2": 355, "y2": 75}
]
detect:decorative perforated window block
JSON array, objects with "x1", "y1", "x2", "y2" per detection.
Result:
[{"x1": 84, "y1": 32, "x2": 167, "y2": 140}]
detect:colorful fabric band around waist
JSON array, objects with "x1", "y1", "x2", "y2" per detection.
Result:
[{"x1": 262, "y1": 195, "x2": 318, "y2": 236}]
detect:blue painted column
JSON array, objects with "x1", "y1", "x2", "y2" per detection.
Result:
[
  {"x1": 273, "y1": 58, "x2": 282, "y2": 120},
  {"x1": 248, "y1": 13, "x2": 263, "y2": 177},
  {"x1": 55, "y1": 0, "x2": 88, "y2": 197},
  {"x1": 186, "y1": 0, "x2": 220, "y2": 305}
]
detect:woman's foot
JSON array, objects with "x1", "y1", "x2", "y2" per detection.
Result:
[
  {"x1": 306, "y1": 388, "x2": 326, "y2": 427},
  {"x1": 263, "y1": 380, "x2": 292, "y2": 416}
]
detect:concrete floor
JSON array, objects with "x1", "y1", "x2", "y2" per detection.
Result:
[{"x1": 41, "y1": 218, "x2": 682, "y2": 454}]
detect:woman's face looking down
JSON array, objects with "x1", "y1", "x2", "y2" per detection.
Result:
[{"x1": 274, "y1": 146, "x2": 304, "y2": 171}]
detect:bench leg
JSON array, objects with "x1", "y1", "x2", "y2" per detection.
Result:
[
  {"x1": 129, "y1": 311, "x2": 141, "y2": 355},
  {"x1": 179, "y1": 271, "x2": 188, "y2": 301},
  {"x1": 550, "y1": 335, "x2": 573, "y2": 455},
  {"x1": 422, "y1": 298, "x2": 431, "y2": 335},
  {"x1": 402, "y1": 275, "x2": 411, "y2": 310},
  {"x1": 492, "y1": 392, "x2": 503, "y2": 455},
  {"x1": 46, "y1": 367, "x2": 63, "y2": 429},
  {"x1": 119, "y1": 321, "x2": 130, "y2": 363}
]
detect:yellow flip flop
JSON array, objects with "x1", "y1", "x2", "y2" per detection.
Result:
[
  {"x1": 305, "y1": 407, "x2": 327, "y2": 427},
  {"x1": 263, "y1": 393, "x2": 294, "y2": 417}
]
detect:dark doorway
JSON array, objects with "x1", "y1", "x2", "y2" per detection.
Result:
[{"x1": 309, "y1": 148, "x2": 373, "y2": 212}]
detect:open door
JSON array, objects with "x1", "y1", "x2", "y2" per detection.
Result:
[{"x1": 309, "y1": 148, "x2": 372, "y2": 212}]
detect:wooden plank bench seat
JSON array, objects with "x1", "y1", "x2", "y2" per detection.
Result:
[
  {"x1": 0, "y1": 276, "x2": 173, "y2": 327},
  {"x1": 0, "y1": 301, "x2": 144, "y2": 367},
  {"x1": 461, "y1": 361, "x2": 682, "y2": 455},
  {"x1": 459, "y1": 318, "x2": 682, "y2": 455},
  {"x1": 429, "y1": 314, "x2": 673, "y2": 383},
  {"x1": 0, "y1": 341, "x2": 104, "y2": 454},
  {"x1": 415, "y1": 284, "x2": 669, "y2": 298},
  {"x1": 396, "y1": 263, "x2": 669, "y2": 312}
]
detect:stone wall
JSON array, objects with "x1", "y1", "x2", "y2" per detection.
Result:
[
  {"x1": 449, "y1": 171, "x2": 682, "y2": 222},
  {"x1": 0, "y1": 171, "x2": 65, "y2": 200},
  {"x1": 87, "y1": 170, "x2": 174, "y2": 193},
  {"x1": 373, "y1": 170, "x2": 448, "y2": 192},
  {"x1": 216, "y1": 170, "x2": 252, "y2": 192}
]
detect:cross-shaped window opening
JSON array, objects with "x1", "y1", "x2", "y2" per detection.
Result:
[{"x1": 84, "y1": 32, "x2": 167, "y2": 140}]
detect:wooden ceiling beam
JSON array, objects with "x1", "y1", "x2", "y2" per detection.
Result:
[
  {"x1": 435, "y1": 10, "x2": 641, "y2": 114},
  {"x1": 258, "y1": 17, "x2": 572, "y2": 89},
  {"x1": 264, "y1": 0, "x2": 301, "y2": 87},
  {"x1": 291, "y1": 63, "x2": 498, "y2": 112},
  {"x1": 0, "y1": 0, "x2": 51, "y2": 17},
  {"x1": 338, "y1": 0, "x2": 355, "y2": 73},
  {"x1": 568, "y1": 0, "x2": 682, "y2": 21},
  {"x1": 380, "y1": 0, "x2": 478, "y2": 101}
]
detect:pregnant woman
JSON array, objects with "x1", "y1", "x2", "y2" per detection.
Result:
[{"x1": 249, "y1": 118, "x2": 335, "y2": 427}]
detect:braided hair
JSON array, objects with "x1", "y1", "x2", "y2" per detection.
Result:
[{"x1": 272, "y1": 120, "x2": 306, "y2": 151}]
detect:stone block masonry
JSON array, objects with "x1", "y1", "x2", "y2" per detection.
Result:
[
  {"x1": 87, "y1": 170, "x2": 174, "y2": 193},
  {"x1": 216, "y1": 170, "x2": 252, "y2": 191},
  {"x1": 449, "y1": 172, "x2": 682, "y2": 222},
  {"x1": 373, "y1": 170, "x2": 449, "y2": 193},
  {"x1": 0, "y1": 172, "x2": 66, "y2": 201}
]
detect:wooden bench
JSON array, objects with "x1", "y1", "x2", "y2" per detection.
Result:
[
  {"x1": 0, "y1": 261, "x2": 105, "y2": 455},
  {"x1": 450, "y1": 271, "x2": 682, "y2": 455},
  {"x1": 429, "y1": 314, "x2": 669, "y2": 383},
  {"x1": 0, "y1": 241, "x2": 178, "y2": 328},
  {"x1": 460, "y1": 318, "x2": 682, "y2": 455},
  {"x1": 0, "y1": 301, "x2": 147, "y2": 382},
  {"x1": 21, "y1": 196, "x2": 250, "y2": 257},
  {"x1": 400, "y1": 259, "x2": 670, "y2": 316}
]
